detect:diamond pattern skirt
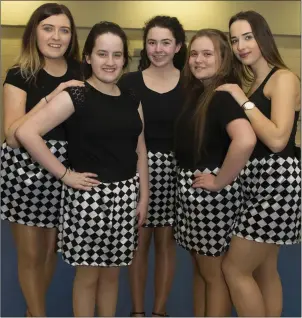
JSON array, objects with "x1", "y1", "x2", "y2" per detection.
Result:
[
  {"x1": 174, "y1": 168, "x2": 242, "y2": 257},
  {"x1": 59, "y1": 174, "x2": 139, "y2": 267},
  {"x1": 1, "y1": 141, "x2": 67, "y2": 228},
  {"x1": 233, "y1": 155, "x2": 301, "y2": 244},
  {"x1": 143, "y1": 151, "x2": 177, "y2": 228}
]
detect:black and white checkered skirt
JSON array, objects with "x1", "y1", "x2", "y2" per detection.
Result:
[
  {"x1": 174, "y1": 168, "x2": 242, "y2": 257},
  {"x1": 143, "y1": 151, "x2": 177, "y2": 228},
  {"x1": 59, "y1": 174, "x2": 139, "y2": 267},
  {"x1": 1, "y1": 140, "x2": 67, "y2": 228},
  {"x1": 233, "y1": 155, "x2": 301, "y2": 244}
]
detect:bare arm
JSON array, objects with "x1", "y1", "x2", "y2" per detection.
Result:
[
  {"x1": 16, "y1": 91, "x2": 99, "y2": 190},
  {"x1": 193, "y1": 118, "x2": 256, "y2": 190},
  {"x1": 243, "y1": 71, "x2": 300, "y2": 152},
  {"x1": 216, "y1": 70, "x2": 300, "y2": 153},
  {"x1": 136, "y1": 103, "x2": 149, "y2": 226},
  {"x1": 4, "y1": 80, "x2": 84, "y2": 148}
]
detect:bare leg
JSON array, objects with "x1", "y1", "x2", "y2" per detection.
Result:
[
  {"x1": 253, "y1": 246, "x2": 282, "y2": 316},
  {"x1": 222, "y1": 236, "x2": 279, "y2": 317},
  {"x1": 195, "y1": 253, "x2": 231, "y2": 317},
  {"x1": 11, "y1": 223, "x2": 48, "y2": 317},
  {"x1": 96, "y1": 267, "x2": 120, "y2": 317},
  {"x1": 43, "y1": 227, "x2": 58, "y2": 292},
  {"x1": 191, "y1": 254, "x2": 206, "y2": 317},
  {"x1": 152, "y1": 227, "x2": 176, "y2": 315},
  {"x1": 128, "y1": 227, "x2": 153, "y2": 315},
  {"x1": 73, "y1": 266, "x2": 99, "y2": 317}
]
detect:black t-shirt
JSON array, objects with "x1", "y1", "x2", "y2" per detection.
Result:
[
  {"x1": 175, "y1": 91, "x2": 248, "y2": 170},
  {"x1": 4, "y1": 60, "x2": 81, "y2": 141},
  {"x1": 65, "y1": 82, "x2": 143, "y2": 183},
  {"x1": 118, "y1": 71, "x2": 184, "y2": 153}
]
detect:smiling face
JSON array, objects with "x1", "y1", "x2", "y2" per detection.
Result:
[
  {"x1": 36, "y1": 14, "x2": 71, "y2": 59},
  {"x1": 188, "y1": 36, "x2": 220, "y2": 81},
  {"x1": 86, "y1": 32, "x2": 125, "y2": 84},
  {"x1": 230, "y1": 19, "x2": 263, "y2": 66},
  {"x1": 145, "y1": 26, "x2": 180, "y2": 68}
]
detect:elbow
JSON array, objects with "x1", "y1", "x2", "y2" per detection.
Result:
[
  {"x1": 242, "y1": 134, "x2": 257, "y2": 153},
  {"x1": 4, "y1": 130, "x2": 20, "y2": 149},
  {"x1": 268, "y1": 139, "x2": 288, "y2": 153},
  {"x1": 15, "y1": 125, "x2": 27, "y2": 146}
]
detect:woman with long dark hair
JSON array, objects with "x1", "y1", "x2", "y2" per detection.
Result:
[{"x1": 216, "y1": 11, "x2": 301, "y2": 317}]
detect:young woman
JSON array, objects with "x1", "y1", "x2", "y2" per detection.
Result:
[
  {"x1": 215, "y1": 11, "x2": 301, "y2": 317},
  {"x1": 0, "y1": 3, "x2": 82, "y2": 316},
  {"x1": 118, "y1": 15, "x2": 187, "y2": 317},
  {"x1": 16, "y1": 21, "x2": 149, "y2": 317},
  {"x1": 174, "y1": 29, "x2": 256, "y2": 317}
]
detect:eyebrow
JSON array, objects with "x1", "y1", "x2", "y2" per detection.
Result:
[
  {"x1": 190, "y1": 49, "x2": 214, "y2": 53},
  {"x1": 230, "y1": 31, "x2": 252, "y2": 39},
  {"x1": 96, "y1": 50, "x2": 123, "y2": 53},
  {"x1": 42, "y1": 23, "x2": 71, "y2": 29},
  {"x1": 147, "y1": 38, "x2": 172, "y2": 42}
]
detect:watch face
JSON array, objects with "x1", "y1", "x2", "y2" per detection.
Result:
[{"x1": 243, "y1": 101, "x2": 255, "y2": 110}]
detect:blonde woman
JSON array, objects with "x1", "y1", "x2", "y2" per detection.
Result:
[{"x1": 1, "y1": 3, "x2": 82, "y2": 316}]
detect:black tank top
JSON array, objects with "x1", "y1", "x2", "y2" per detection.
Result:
[{"x1": 249, "y1": 67, "x2": 300, "y2": 159}]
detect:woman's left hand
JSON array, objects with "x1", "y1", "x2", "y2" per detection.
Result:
[
  {"x1": 192, "y1": 172, "x2": 222, "y2": 192},
  {"x1": 216, "y1": 84, "x2": 248, "y2": 106}
]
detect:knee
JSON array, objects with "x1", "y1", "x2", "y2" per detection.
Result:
[
  {"x1": 18, "y1": 247, "x2": 45, "y2": 269},
  {"x1": 222, "y1": 257, "x2": 239, "y2": 282}
]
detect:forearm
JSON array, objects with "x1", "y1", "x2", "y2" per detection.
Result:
[
  {"x1": 6, "y1": 98, "x2": 47, "y2": 148},
  {"x1": 16, "y1": 130, "x2": 67, "y2": 179},
  {"x1": 215, "y1": 139, "x2": 254, "y2": 188},
  {"x1": 136, "y1": 146, "x2": 149, "y2": 203},
  {"x1": 245, "y1": 107, "x2": 291, "y2": 151}
]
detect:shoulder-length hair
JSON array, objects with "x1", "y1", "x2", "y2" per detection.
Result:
[
  {"x1": 138, "y1": 15, "x2": 187, "y2": 71},
  {"x1": 15, "y1": 2, "x2": 80, "y2": 82}
]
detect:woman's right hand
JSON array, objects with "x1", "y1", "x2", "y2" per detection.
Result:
[
  {"x1": 62, "y1": 170, "x2": 100, "y2": 191},
  {"x1": 46, "y1": 80, "x2": 85, "y2": 102}
]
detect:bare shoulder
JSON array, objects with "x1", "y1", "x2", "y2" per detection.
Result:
[
  {"x1": 266, "y1": 69, "x2": 300, "y2": 95},
  {"x1": 271, "y1": 69, "x2": 300, "y2": 88}
]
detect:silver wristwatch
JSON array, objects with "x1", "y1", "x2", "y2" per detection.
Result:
[{"x1": 241, "y1": 101, "x2": 255, "y2": 110}]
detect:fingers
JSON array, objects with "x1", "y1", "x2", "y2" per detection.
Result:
[
  {"x1": 137, "y1": 209, "x2": 146, "y2": 227},
  {"x1": 83, "y1": 172, "x2": 99, "y2": 178},
  {"x1": 74, "y1": 185, "x2": 93, "y2": 191}
]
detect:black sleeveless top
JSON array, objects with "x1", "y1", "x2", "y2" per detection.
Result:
[{"x1": 249, "y1": 67, "x2": 300, "y2": 159}]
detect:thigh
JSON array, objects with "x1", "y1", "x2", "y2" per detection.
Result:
[
  {"x1": 225, "y1": 236, "x2": 277, "y2": 274},
  {"x1": 11, "y1": 223, "x2": 47, "y2": 260}
]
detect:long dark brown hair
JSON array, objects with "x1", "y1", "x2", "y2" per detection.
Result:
[
  {"x1": 229, "y1": 10, "x2": 288, "y2": 85},
  {"x1": 182, "y1": 29, "x2": 240, "y2": 158},
  {"x1": 14, "y1": 3, "x2": 80, "y2": 82},
  {"x1": 138, "y1": 15, "x2": 187, "y2": 71}
]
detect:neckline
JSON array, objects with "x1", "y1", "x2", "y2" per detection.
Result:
[
  {"x1": 85, "y1": 81, "x2": 121, "y2": 97},
  {"x1": 248, "y1": 66, "x2": 277, "y2": 98},
  {"x1": 140, "y1": 71, "x2": 180, "y2": 95},
  {"x1": 42, "y1": 62, "x2": 69, "y2": 79}
]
